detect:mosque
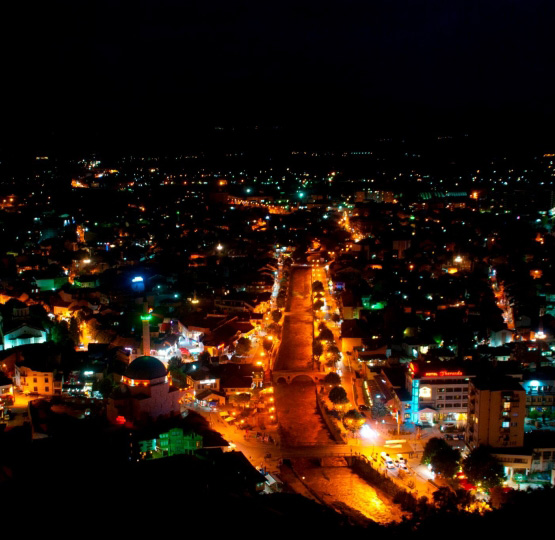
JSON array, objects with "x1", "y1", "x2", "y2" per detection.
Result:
[{"x1": 107, "y1": 355, "x2": 183, "y2": 426}]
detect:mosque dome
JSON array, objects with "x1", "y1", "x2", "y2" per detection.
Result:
[{"x1": 125, "y1": 355, "x2": 167, "y2": 380}]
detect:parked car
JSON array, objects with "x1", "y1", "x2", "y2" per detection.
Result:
[{"x1": 380, "y1": 452, "x2": 395, "y2": 469}]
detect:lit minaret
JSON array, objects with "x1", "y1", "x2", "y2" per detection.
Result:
[{"x1": 141, "y1": 304, "x2": 152, "y2": 356}]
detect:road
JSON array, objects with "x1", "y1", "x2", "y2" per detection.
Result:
[
  {"x1": 272, "y1": 265, "x2": 334, "y2": 445},
  {"x1": 274, "y1": 265, "x2": 313, "y2": 372}
]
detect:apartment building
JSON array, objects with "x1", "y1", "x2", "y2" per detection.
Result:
[{"x1": 466, "y1": 376, "x2": 526, "y2": 450}]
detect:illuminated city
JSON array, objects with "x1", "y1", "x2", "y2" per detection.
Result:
[{"x1": 1, "y1": 1, "x2": 555, "y2": 536}]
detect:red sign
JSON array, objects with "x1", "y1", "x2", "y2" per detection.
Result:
[{"x1": 424, "y1": 370, "x2": 463, "y2": 377}]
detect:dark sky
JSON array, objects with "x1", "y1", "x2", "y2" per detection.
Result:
[{"x1": 3, "y1": 0, "x2": 555, "y2": 148}]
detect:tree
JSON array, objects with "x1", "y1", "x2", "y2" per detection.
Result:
[
  {"x1": 313, "y1": 299, "x2": 324, "y2": 311},
  {"x1": 262, "y1": 337, "x2": 273, "y2": 352},
  {"x1": 312, "y1": 280, "x2": 325, "y2": 293},
  {"x1": 234, "y1": 337, "x2": 252, "y2": 357},
  {"x1": 328, "y1": 386, "x2": 349, "y2": 407},
  {"x1": 371, "y1": 400, "x2": 389, "y2": 419},
  {"x1": 431, "y1": 445, "x2": 461, "y2": 478},
  {"x1": 462, "y1": 445, "x2": 505, "y2": 489},
  {"x1": 267, "y1": 322, "x2": 282, "y2": 338},
  {"x1": 323, "y1": 371, "x2": 341, "y2": 386},
  {"x1": 343, "y1": 409, "x2": 365, "y2": 431},
  {"x1": 68, "y1": 318, "x2": 81, "y2": 345},
  {"x1": 312, "y1": 340, "x2": 324, "y2": 358},
  {"x1": 198, "y1": 351, "x2": 211, "y2": 365},
  {"x1": 325, "y1": 350, "x2": 341, "y2": 369},
  {"x1": 168, "y1": 356, "x2": 184, "y2": 371},
  {"x1": 50, "y1": 320, "x2": 71, "y2": 345},
  {"x1": 92, "y1": 375, "x2": 117, "y2": 399},
  {"x1": 317, "y1": 327, "x2": 334, "y2": 342},
  {"x1": 422, "y1": 437, "x2": 450, "y2": 465},
  {"x1": 271, "y1": 309, "x2": 282, "y2": 323}
]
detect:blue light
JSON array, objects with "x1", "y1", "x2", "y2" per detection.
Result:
[{"x1": 132, "y1": 276, "x2": 144, "y2": 283}]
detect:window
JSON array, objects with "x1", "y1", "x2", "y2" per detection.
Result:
[
  {"x1": 503, "y1": 402, "x2": 511, "y2": 409},
  {"x1": 45, "y1": 387, "x2": 49, "y2": 393},
  {"x1": 438, "y1": 388, "x2": 446, "y2": 393},
  {"x1": 44, "y1": 378, "x2": 49, "y2": 383},
  {"x1": 502, "y1": 421, "x2": 510, "y2": 428},
  {"x1": 33, "y1": 378, "x2": 37, "y2": 383},
  {"x1": 34, "y1": 387, "x2": 38, "y2": 392}
]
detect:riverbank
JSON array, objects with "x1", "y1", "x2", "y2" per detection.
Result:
[{"x1": 287, "y1": 457, "x2": 406, "y2": 525}]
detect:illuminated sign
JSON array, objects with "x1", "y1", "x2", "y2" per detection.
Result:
[
  {"x1": 132, "y1": 276, "x2": 144, "y2": 282},
  {"x1": 423, "y1": 370, "x2": 463, "y2": 377}
]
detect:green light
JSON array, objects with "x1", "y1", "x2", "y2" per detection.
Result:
[{"x1": 140, "y1": 314, "x2": 152, "y2": 322}]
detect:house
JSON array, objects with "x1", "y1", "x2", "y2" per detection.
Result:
[
  {"x1": 135, "y1": 425, "x2": 203, "y2": 459},
  {"x1": 1, "y1": 322, "x2": 48, "y2": 350},
  {"x1": 14, "y1": 357, "x2": 62, "y2": 396},
  {"x1": 0, "y1": 373, "x2": 14, "y2": 413}
]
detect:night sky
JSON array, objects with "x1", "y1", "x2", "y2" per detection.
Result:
[{"x1": 3, "y1": 0, "x2": 555, "y2": 149}]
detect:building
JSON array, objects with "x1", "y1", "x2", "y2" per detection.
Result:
[
  {"x1": 521, "y1": 368, "x2": 555, "y2": 418},
  {"x1": 1, "y1": 323, "x2": 48, "y2": 350},
  {"x1": 405, "y1": 361, "x2": 473, "y2": 427},
  {"x1": 107, "y1": 355, "x2": 183, "y2": 426},
  {"x1": 0, "y1": 373, "x2": 14, "y2": 418},
  {"x1": 14, "y1": 360, "x2": 62, "y2": 396},
  {"x1": 137, "y1": 426, "x2": 203, "y2": 459},
  {"x1": 466, "y1": 376, "x2": 526, "y2": 450}
]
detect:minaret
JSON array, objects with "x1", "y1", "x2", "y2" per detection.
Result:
[{"x1": 141, "y1": 303, "x2": 152, "y2": 356}]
